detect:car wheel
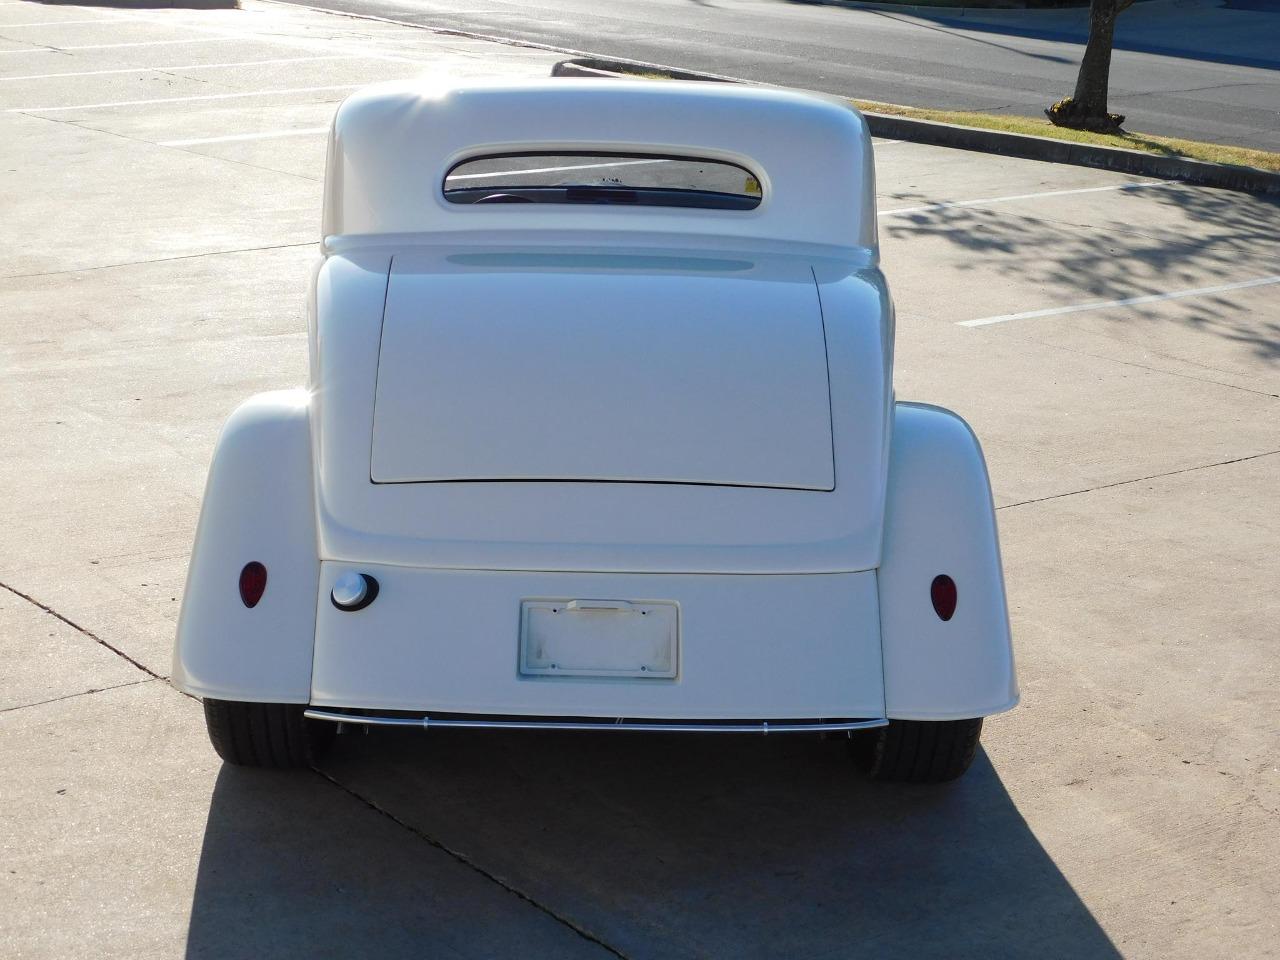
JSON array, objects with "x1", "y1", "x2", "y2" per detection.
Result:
[
  {"x1": 853, "y1": 717, "x2": 983, "y2": 783},
  {"x1": 202, "y1": 698, "x2": 336, "y2": 769}
]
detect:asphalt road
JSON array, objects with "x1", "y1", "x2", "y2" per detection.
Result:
[{"x1": 270, "y1": 0, "x2": 1280, "y2": 151}]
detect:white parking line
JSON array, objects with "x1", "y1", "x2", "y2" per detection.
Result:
[
  {"x1": 959, "y1": 275, "x2": 1280, "y2": 327},
  {"x1": 161, "y1": 127, "x2": 330, "y2": 147},
  {"x1": 880, "y1": 180, "x2": 1178, "y2": 217},
  {"x1": 9, "y1": 83, "x2": 364, "y2": 113},
  {"x1": 1, "y1": 6, "x2": 430, "y2": 66},
  {"x1": 0, "y1": 55, "x2": 363, "y2": 82},
  {"x1": 0, "y1": 37, "x2": 238, "y2": 54},
  {"x1": 126, "y1": 15, "x2": 429, "y2": 65},
  {"x1": 0, "y1": 18, "x2": 124, "y2": 26}
]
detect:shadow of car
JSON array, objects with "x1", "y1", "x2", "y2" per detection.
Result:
[{"x1": 186, "y1": 729, "x2": 1119, "y2": 959}]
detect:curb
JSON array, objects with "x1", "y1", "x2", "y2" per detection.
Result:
[
  {"x1": 552, "y1": 58, "x2": 1280, "y2": 196},
  {"x1": 766, "y1": 0, "x2": 1088, "y2": 11}
]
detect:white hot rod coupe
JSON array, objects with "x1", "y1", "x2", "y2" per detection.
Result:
[{"x1": 173, "y1": 78, "x2": 1017, "y2": 782}]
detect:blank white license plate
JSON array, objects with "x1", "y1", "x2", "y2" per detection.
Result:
[{"x1": 519, "y1": 599, "x2": 678, "y2": 679}]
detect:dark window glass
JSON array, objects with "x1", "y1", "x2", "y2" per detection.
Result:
[{"x1": 444, "y1": 153, "x2": 762, "y2": 210}]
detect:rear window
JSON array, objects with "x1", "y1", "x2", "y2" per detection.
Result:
[{"x1": 443, "y1": 152, "x2": 762, "y2": 210}]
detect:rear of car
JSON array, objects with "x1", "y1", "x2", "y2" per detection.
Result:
[{"x1": 173, "y1": 79, "x2": 1016, "y2": 782}]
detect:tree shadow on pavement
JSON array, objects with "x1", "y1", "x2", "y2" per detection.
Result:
[
  {"x1": 860, "y1": 9, "x2": 1079, "y2": 65},
  {"x1": 880, "y1": 182, "x2": 1280, "y2": 362},
  {"x1": 187, "y1": 729, "x2": 1120, "y2": 959}
]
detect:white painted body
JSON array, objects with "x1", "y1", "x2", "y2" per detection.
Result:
[{"x1": 173, "y1": 79, "x2": 1017, "y2": 724}]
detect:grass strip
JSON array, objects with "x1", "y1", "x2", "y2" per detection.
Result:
[
  {"x1": 586, "y1": 60, "x2": 1278, "y2": 174},
  {"x1": 852, "y1": 99, "x2": 1280, "y2": 172}
]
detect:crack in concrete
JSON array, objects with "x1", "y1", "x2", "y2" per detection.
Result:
[
  {"x1": 0, "y1": 580, "x2": 164, "y2": 680},
  {"x1": 990, "y1": 327, "x2": 1280, "y2": 401},
  {"x1": 311, "y1": 765, "x2": 632, "y2": 960},
  {"x1": 153, "y1": 67, "x2": 217, "y2": 87},
  {"x1": 0, "y1": 678, "x2": 158, "y2": 715},
  {"x1": 1006, "y1": 206, "x2": 1280, "y2": 258},
  {"x1": 0, "y1": 34, "x2": 54, "y2": 50},
  {"x1": 0, "y1": 240, "x2": 314, "y2": 282},
  {"x1": 997, "y1": 449, "x2": 1280, "y2": 511},
  {"x1": 15, "y1": 110, "x2": 323, "y2": 185}
]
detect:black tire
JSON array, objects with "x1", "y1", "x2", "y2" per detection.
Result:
[
  {"x1": 203, "y1": 698, "x2": 335, "y2": 769},
  {"x1": 853, "y1": 717, "x2": 983, "y2": 783}
]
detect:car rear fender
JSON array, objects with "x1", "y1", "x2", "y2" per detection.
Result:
[
  {"x1": 879, "y1": 402, "x2": 1019, "y2": 720},
  {"x1": 172, "y1": 390, "x2": 318, "y2": 703}
]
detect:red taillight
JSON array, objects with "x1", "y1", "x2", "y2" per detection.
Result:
[
  {"x1": 930, "y1": 574, "x2": 957, "y2": 622},
  {"x1": 239, "y1": 562, "x2": 268, "y2": 608}
]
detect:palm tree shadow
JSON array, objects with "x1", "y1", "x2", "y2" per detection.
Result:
[{"x1": 186, "y1": 729, "x2": 1121, "y2": 959}]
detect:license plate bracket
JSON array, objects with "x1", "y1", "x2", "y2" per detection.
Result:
[{"x1": 519, "y1": 599, "x2": 678, "y2": 679}]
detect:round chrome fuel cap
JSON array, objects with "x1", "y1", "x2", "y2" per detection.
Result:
[{"x1": 331, "y1": 571, "x2": 378, "y2": 611}]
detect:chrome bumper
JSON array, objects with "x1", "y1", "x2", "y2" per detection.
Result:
[{"x1": 303, "y1": 709, "x2": 889, "y2": 735}]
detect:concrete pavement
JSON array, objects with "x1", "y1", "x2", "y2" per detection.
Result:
[{"x1": 1, "y1": 1, "x2": 1278, "y2": 957}]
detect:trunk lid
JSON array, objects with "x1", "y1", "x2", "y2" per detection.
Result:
[{"x1": 370, "y1": 256, "x2": 834, "y2": 490}]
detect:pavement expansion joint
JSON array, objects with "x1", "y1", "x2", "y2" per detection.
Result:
[
  {"x1": 997, "y1": 448, "x2": 1280, "y2": 511},
  {"x1": 2, "y1": 241, "x2": 316, "y2": 282},
  {"x1": 990, "y1": 330, "x2": 1280, "y2": 402},
  {"x1": 0, "y1": 580, "x2": 164, "y2": 681},
  {"x1": 0, "y1": 678, "x2": 159, "y2": 715},
  {"x1": 310, "y1": 764, "x2": 633, "y2": 960},
  {"x1": 15, "y1": 111, "x2": 324, "y2": 187}
]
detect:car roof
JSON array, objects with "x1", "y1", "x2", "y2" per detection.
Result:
[{"x1": 322, "y1": 78, "x2": 877, "y2": 256}]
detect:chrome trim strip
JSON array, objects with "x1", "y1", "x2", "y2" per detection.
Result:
[{"x1": 303, "y1": 709, "x2": 889, "y2": 734}]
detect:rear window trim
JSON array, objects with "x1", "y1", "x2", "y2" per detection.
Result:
[{"x1": 442, "y1": 150, "x2": 764, "y2": 211}]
